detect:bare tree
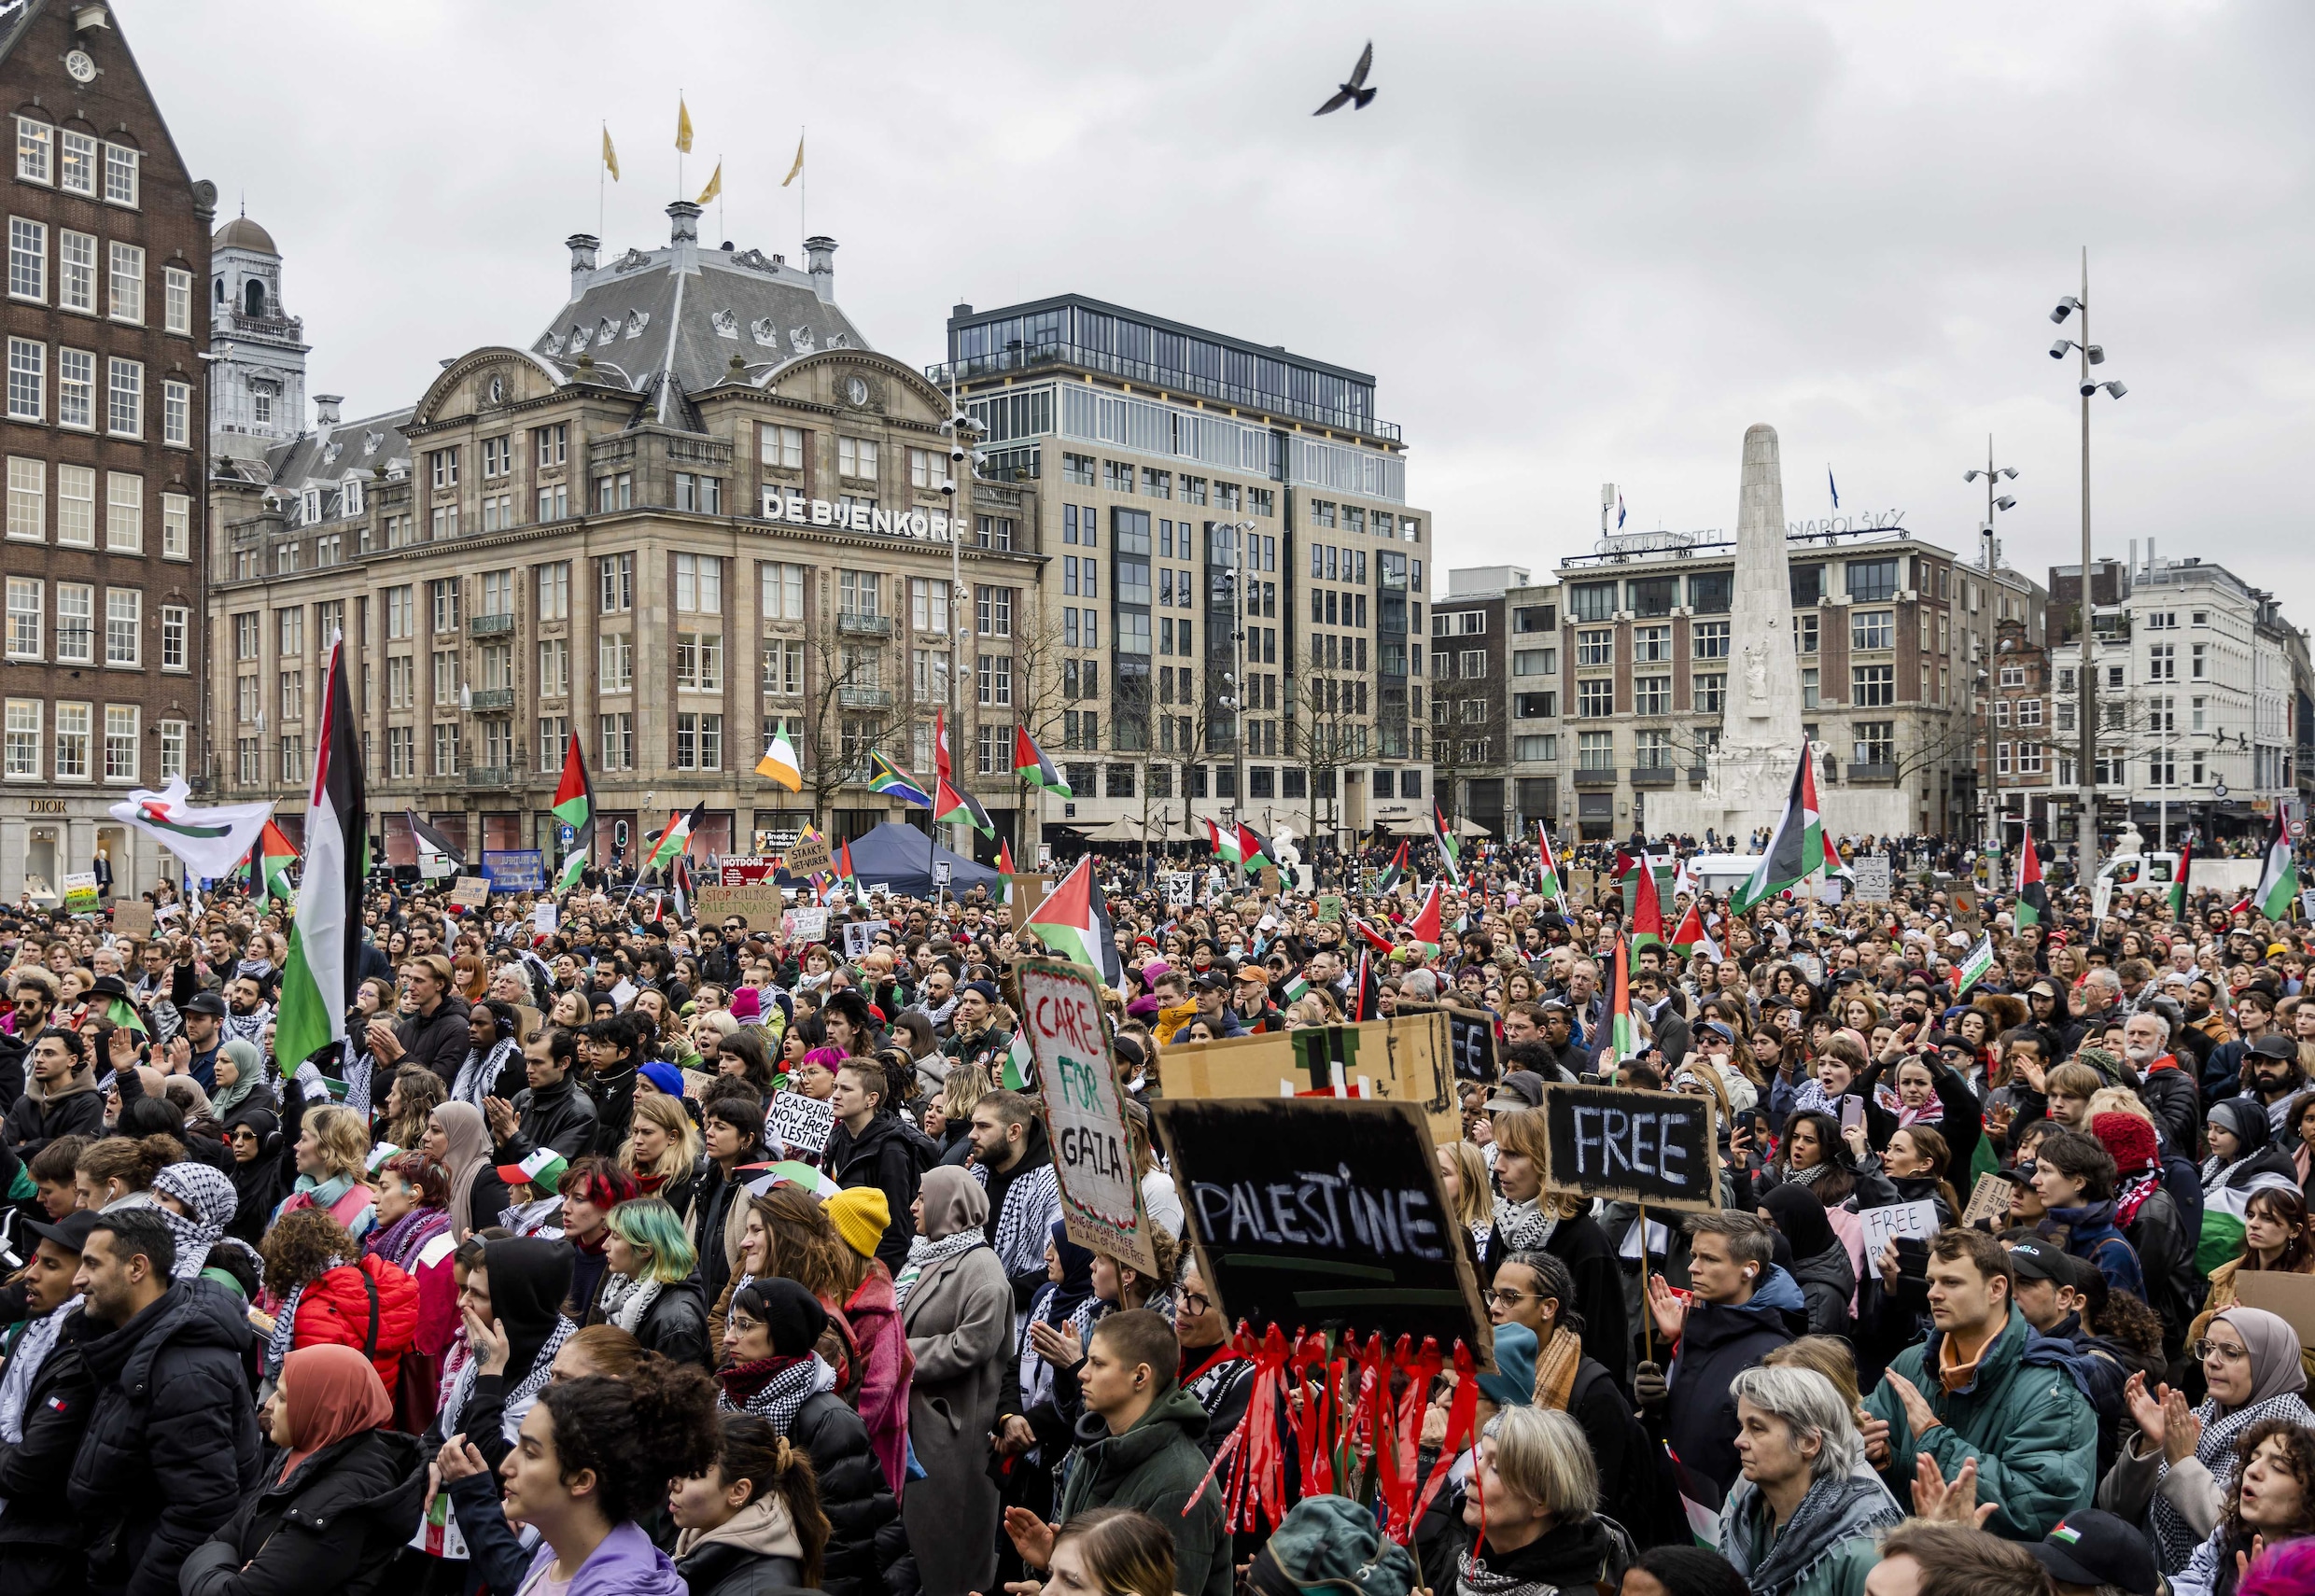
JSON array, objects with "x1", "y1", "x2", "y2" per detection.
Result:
[
  {"x1": 1287, "y1": 637, "x2": 1369, "y2": 851},
  {"x1": 793, "y1": 611, "x2": 885, "y2": 832},
  {"x1": 1426, "y1": 659, "x2": 1506, "y2": 826}
]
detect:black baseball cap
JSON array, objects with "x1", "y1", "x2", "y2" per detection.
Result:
[
  {"x1": 26, "y1": 1210, "x2": 99, "y2": 1253},
  {"x1": 2029, "y1": 1510, "x2": 2158, "y2": 1596},
  {"x1": 181, "y1": 990, "x2": 227, "y2": 1016},
  {"x1": 2006, "y1": 1239, "x2": 2076, "y2": 1285}
]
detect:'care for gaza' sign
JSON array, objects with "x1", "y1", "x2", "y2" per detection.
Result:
[{"x1": 1017, "y1": 957, "x2": 1158, "y2": 1275}]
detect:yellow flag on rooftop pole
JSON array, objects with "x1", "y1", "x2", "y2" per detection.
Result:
[
  {"x1": 782, "y1": 131, "x2": 804, "y2": 187},
  {"x1": 600, "y1": 126, "x2": 619, "y2": 180},
  {"x1": 676, "y1": 96, "x2": 694, "y2": 153},
  {"x1": 696, "y1": 160, "x2": 722, "y2": 206}
]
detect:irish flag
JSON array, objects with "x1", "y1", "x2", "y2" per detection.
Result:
[
  {"x1": 1405, "y1": 882, "x2": 1444, "y2": 957},
  {"x1": 1024, "y1": 856, "x2": 1121, "y2": 983},
  {"x1": 1433, "y1": 803, "x2": 1462, "y2": 886},
  {"x1": 551, "y1": 730, "x2": 595, "y2": 890},
  {"x1": 1732, "y1": 746, "x2": 1823, "y2": 912},
  {"x1": 1374, "y1": 839, "x2": 1408, "y2": 894},
  {"x1": 2255, "y1": 808, "x2": 2300, "y2": 921},
  {"x1": 1630, "y1": 851, "x2": 1666, "y2": 951},
  {"x1": 2015, "y1": 830, "x2": 2049, "y2": 930},
  {"x1": 274, "y1": 638, "x2": 364, "y2": 1076},
  {"x1": 253, "y1": 819, "x2": 299, "y2": 908},
  {"x1": 754, "y1": 729, "x2": 802, "y2": 791}
]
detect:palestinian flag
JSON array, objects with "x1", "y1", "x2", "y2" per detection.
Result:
[
  {"x1": 2256, "y1": 807, "x2": 2300, "y2": 921},
  {"x1": 834, "y1": 838, "x2": 859, "y2": 892},
  {"x1": 1603, "y1": 936, "x2": 1637, "y2": 1068},
  {"x1": 1406, "y1": 882, "x2": 1444, "y2": 958},
  {"x1": 754, "y1": 729, "x2": 803, "y2": 791},
  {"x1": 274, "y1": 638, "x2": 364, "y2": 1076},
  {"x1": 1086, "y1": 872, "x2": 1125, "y2": 985},
  {"x1": 933, "y1": 776, "x2": 995, "y2": 838},
  {"x1": 1014, "y1": 727, "x2": 1073, "y2": 797},
  {"x1": 1025, "y1": 856, "x2": 1120, "y2": 982},
  {"x1": 1671, "y1": 902, "x2": 1722, "y2": 962},
  {"x1": 2169, "y1": 836, "x2": 2194, "y2": 921},
  {"x1": 1533, "y1": 823, "x2": 1568, "y2": 915},
  {"x1": 670, "y1": 854, "x2": 695, "y2": 924},
  {"x1": 1630, "y1": 852, "x2": 1666, "y2": 951},
  {"x1": 933, "y1": 708, "x2": 952, "y2": 782},
  {"x1": 1003, "y1": 1029, "x2": 1033, "y2": 1092},
  {"x1": 1731, "y1": 746, "x2": 1824, "y2": 913},
  {"x1": 2015, "y1": 831, "x2": 2050, "y2": 930},
  {"x1": 1238, "y1": 822, "x2": 1272, "y2": 872},
  {"x1": 551, "y1": 730, "x2": 596, "y2": 890},
  {"x1": 868, "y1": 750, "x2": 931, "y2": 808},
  {"x1": 253, "y1": 819, "x2": 299, "y2": 907},
  {"x1": 996, "y1": 839, "x2": 1017, "y2": 906},
  {"x1": 1954, "y1": 933, "x2": 1996, "y2": 998},
  {"x1": 1349, "y1": 917, "x2": 1396, "y2": 958},
  {"x1": 1203, "y1": 816, "x2": 1243, "y2": 872},
  {"x1": 645, "y1": 802, "x2": 705, "y2": 872},
  {"x1": 1350, "y1": 951, "x2": 1381, "y2": 1021},
  {"x1": 1281, "y1": 970, "x2": 1312, "y2": 1004},
  {"x1": 1433, "y1": 803, "x2": 1463, "y2": 887},
  {"x1": 2198, "y1": 1151, "x2": 2304, "y2": 1274},
  {"x1": 1374, "y1": 840, "x2": 1409, "y2": 894}
]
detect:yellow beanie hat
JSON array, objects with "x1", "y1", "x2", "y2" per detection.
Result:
[{"x1": 824, "y1": 1186, "x2": 891, "y2": 1259}]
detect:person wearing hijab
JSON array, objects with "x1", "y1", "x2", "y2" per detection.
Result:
[
  {"x1": 991, "y1": 1222, "x2": 1097, "y2": 1560},
  {"x1": 177, "y1": 1343, "x2": 427, "y2": 1596},
  {"x1": 898, "y1": 1166, "x2": 1011, "y2": 1596},
  {"x1": 2098, "y1": 1306, "x2": 2315, "y2": 1574},
  {"x1": 1760, "y1": 1183, "x2": 1856, "y2": 1338},
  {"x1": 207, "y1": 1037, "x2": 275, "y2": 1127},
  {"x1": 423, "y1": 1100, "x2": 505, "y2": 1240},
  {"x1": 221, "y1": 1108, "x2": 286, "y2": 1249},
  {"x1": 151, "y1": 1159, "x2": 261, "y2": 1297}
]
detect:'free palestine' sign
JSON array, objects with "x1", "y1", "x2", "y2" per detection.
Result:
[{"x1": 1536, "y1": 1082, "x2": 1720, "y2": 1212}]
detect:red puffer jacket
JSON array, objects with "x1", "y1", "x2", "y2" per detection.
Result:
[{"x1": 291, "y1": 1255, "x2": 421, "y2": 1390}]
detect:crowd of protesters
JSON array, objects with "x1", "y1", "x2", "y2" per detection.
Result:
[{"x1": 0, "y1": 819, "x2": 2310, "y2": 1596}]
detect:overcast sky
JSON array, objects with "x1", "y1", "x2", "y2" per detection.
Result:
[{"x1": 131, "y1": 2, "x2": 2315, "y2": 603}]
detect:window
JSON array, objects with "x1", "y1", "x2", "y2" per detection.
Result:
[
  {"x1": 14, "y1": 119, "x2": 49, "y2": 184},
  {"x1": 1845, "y1": 558, "x2": 1900, "y2": 602},
  {"x1": 104, "y1": 588, "x2": 138, "y2": 666},
  {"x1": 1061, "y1": 452, "x2": 1096, "y2": 486},
  {"x1": 385, "y1": 655, "x2": 414, "y2": 709},
  {"x1": 107, "y1": 241, "x2": 142, "y2": 322},
  {"x1": 596, "y1": 472, "x2": 632, "y2": 511},
  {"x1": 761, "y1": 562, "x2": 806, "y2": 621},
  {"x1": 597, "y1": 633, "x2": 633, "y2": 693},
  {"x1": 1628, "y1": 576, "x2": 1677, "y2": 617},
  {"x1": 160, "y1": 605, "x2": 187, "y2": 670},
  {"x1": 599, "y1": 553, "x2": 633, "y2": 613},
  {"x1": 1569, "y1": 582, "x2": 1617, "y2": 623},
  {"x1": 7, "y1": 217, "x2": 43, "y2": 301},
  {"x1": 1692, "y1": 621, "x2": 1731, "y2": 659},
  {"x1": 534, "y1": 423, "x2": 567, "y2": 468},
  {"x1": 2148, "y1": 642, "x2": 2174, "y2": 681},
  {"x1": 431, "y1": 723, "x2": 460, "y2": 777},
  {"x1": 430, "y1": 650, "x2": 460, "y2": 706},
  {"x1": 1802, "y1": 666, "x2": 1819, "y2": 709},
  {"x1": 2148, "y1": 748, "x2": 2176, "y2": 788},
  {"x1": 7, "y1": 338, "x2": 41, "y2": 420},
  {"x1": 1634, "y1": 624, "x2": 1672, "y2": 665},
  {"x1": 1460, "y1": 649, "x2": 1486, "y2": 678},
  {"x1": 58, "y1": 130, "x2": 96, "y2": 198},
  {"x1": 105, "y1": 471, "x2": 140, "y2": 552},
  {"x1": 234, "y1": 611, "x2": 260, "y2": 661},
  {"x1": 161, "y1": 378, "x2": 189, "y2": 447},
  {"x1": 761, "y1": 424, "x2": 805, "y2": 470},
  {"x1": 158, "y1": 717, "x2": 184, "y2": 780},
  {"x1": 977, "y1": 652, "x2": 1013, "y2": 707},
  {"x1": 1852, "y1": 665, "x2": 1894, "y2": 707},
  {"x1": 537, "y1": 637, "x2": 569, "y2": 697},
  {"x1": 55, "y1": 583, "x2": 91, "y2": 664},
  {"x1": 975, "y1": 514, "x2": 1014, "y2": 550},
  {"x1": 764, "y1": 639, "x2": 804, "y2": 694},
  {"x1": 836, "y1": 436, "x2": 878, "y2": 479},
  {"x1": 5, "y1": 577, "x2": 38, "y2": 658},
  {"x1": 911, "y1": 647, "x2": 949, "y2": 700},
  {"x1": 907, "y1": 446, "x2": 951, "y2": 491},
  {"x1": 1578, "y1": 730, "x2": 1614, "y2": 769},
  {"x1": 2192, "y1": 642, "x2": 2208, "y2": 679},
  {"x1": 674, "y1": 553, "x2": 723, "y2": 613},
  {"x1": 975, "y1": 584, "x2": 1014, "y2": 637},
  {"x1": 105, "y1": 357, "x2": 140, "y2": 436},
  {"x1": 478, "y1": 567, "x2": 514, "y2": 619},
  {"x1": 1512, "y1": 648, "x2": 1554, "y2": 676},
  {"x1": 673, "y1": 472, "x2": 722, "y2": 513},
  {"x1": 103, "y1": 143, "x2": 138, "y2": 206},
  {"x1": 53, "y1": 702, "x2": 89, "y2": 779},
  {"x1": 2017, "y1": 741, "x2": 2044, "y2": 775},
  {"x1": 675, "y1": 632, "x2": 723, "y2": 692},
  {"x1": 1635, "y1": 676, "x2": 1671, "y2": 715},
  {"x1": 675, "y1": 712, "x2": 723, "y2": 770},
  {"x1": 1853, "y1": 721, "x2": 1894, "y2": 766},
  {"x1": 386, "y1": 586, "x2": 414, "y2": 640},
  {"x1": 5, "y1": 457, "x2": 38, "y2": 541},
  {"x1": 56, "y1": 346, "x2": 91, "y2": 428},
  {"x1": 1850, "y1": 609, "x2": 1894, "y2": 651},
  {"x1": 429, "y1": 448, "x2": 459, "y2": 489},
  {"x1": 429, "y1": 578, "x2": 459, "y2": 633},
  {"x1": 163, "y1": 266, "x2": 190, "y2": 333},
  {"x1": 1575, "y1": 628, "x2": 1612, "y2": 667},
  {"x1": 277, "y1": 669, "x2": 302, "y2": 721},
  {"x1": 536, "y1": 561, "x2": 569, "y2": 620},
  {"x1": 2016, "y1": 697, "x2": 2042, "y2": 726},
  {"x1": 839, "y1": 569, "x2": 882, "y2": 617},
  {"x1": 429, "y1": 505, "x2": 458, "y2": 539},
  {"x1": 1577, "y1": 679, "x2": 1614, "y2": 717},
  {"x1": 1695, "y1": 674, "x2": 1727, "y2": 714},
  {"x1": 52, "y1": 231, "x2": 94, "y2": 316},
  {"x1": 316, "y1": 599, "x2": 342, "y2": 647}
]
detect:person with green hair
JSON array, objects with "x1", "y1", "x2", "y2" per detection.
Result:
[{"x1": 584, "y1": 1195, "x2": 709, "y2": 1367}]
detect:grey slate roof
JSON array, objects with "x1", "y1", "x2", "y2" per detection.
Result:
[{"x1": 260, "y1": 406, "x2": 414, "y2": 526}]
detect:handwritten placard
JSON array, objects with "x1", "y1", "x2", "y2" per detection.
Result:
[
  {"x1": 1858, "y1": 1199, "x2": 1941, "y2": 1260},
  {"x1": 783, "y1": 833, "x2": 833, "y2": 877},
  {"x1": 781, "y1": 906, "x2": 829, "y2": 944},
  {"x1": 765, "y1": 1089, "x2": 836, "y2": 1157},
  {"x1": 449, "y1": 876, "x2": 491, "y2": 909},
  {"x1": 1019, "y1": 958, "x2": 1156, "y2": 1275},
  {"x1": 1317, "y1": 894, "x2": 1345, "y2": 923},
  {"x1": 696, "y1": 884, "x2": 786, "y2": 931},
  {"x1": 1962, "y1": 1171, "x2": 2013, "y2": 1227},
  {"x1": 1535, "y1": 1082, "x2": 1719, "y2": 1212},
  {"x1": 110, "y1": 900, "x2": 154, "y2": 939}
]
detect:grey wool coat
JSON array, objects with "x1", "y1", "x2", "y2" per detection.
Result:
[{"x1": 900, "y1": 1167, "x2": 1016, "y2": 1596}]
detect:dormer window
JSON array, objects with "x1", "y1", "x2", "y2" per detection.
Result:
[
  {"x1": 343, "y1": 476, "x2": 365, "y2": 516},
  {"x1": 302, "y1": 488, "x2": 320, "y2": 524}
]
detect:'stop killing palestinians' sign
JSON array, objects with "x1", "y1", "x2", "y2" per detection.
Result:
[
  {"x1": 1017, "y1": 958, "x2": 1157, "y2": 1275},
  {"x1": 1535, "y1": 1082, "x2": 1719, "y2": 1212}
]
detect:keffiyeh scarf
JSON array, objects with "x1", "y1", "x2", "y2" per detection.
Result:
[
  {"x1": 893, "y1": 1229, "x2": 985, "y2": 1312},
  {"x1": 265, "y1": 1255, "x2": 344, "y2": 1378},
  {"x1": 437, "y1": 1315, "x2": 576, "y2": 1445},
  {"x1": 2115, "y1": 1169, "x2": 2162, "y2": 1227},
  {"x1": 2151, "y1": 1389, "x2": 2315, "y2": 1570},
  {"x1": 979, "y1": 1162, "x2": 1060, "y2": 1282},
  {"x1": 598, "y1": 1272, "x2": 663, "y2": 1335},
  {"x1": 718, "y1": 1352, "x2": 837, "y2": 1433},
  {"x1": 1492, "y1": 1193, "x2": 1559, "y2": 1252},
  {"x1": 450, "y1": 1039, "x2": 519, "y2": 1111}
]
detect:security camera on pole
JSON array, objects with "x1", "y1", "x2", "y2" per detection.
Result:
[{"x1": 2050, "y1": 249, "x2": 2127, "y2": 889}]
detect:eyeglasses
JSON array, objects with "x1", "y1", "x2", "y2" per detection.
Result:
[
  {"x1": 727, "y1": 1313, "x2": 762, "y2": 1336},
  {"x1": 2194, "y1": 1338, "x2": 2250, "y2": 1365},
  {"x1": 1180, "y1": 1292, "x2": 1212, "y2": 1316},
  {"x1": 1485, "y1": 1288, "x2": 1533, "y2": 1308}
]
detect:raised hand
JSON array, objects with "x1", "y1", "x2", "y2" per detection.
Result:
[
  {"x1": 2123, "y1": 1370, "x2": 2168, "y2": 1449},
  {"x1": 2160, "y1": 1384, "x2": 2202, "y2": 1467},
  {"x1": 1913, "y1": 1453, "x2": 1998, "y2": 1528},
  {"x1": 1645, "y1": 1271, "x2": 1689, "y2": 1340}
]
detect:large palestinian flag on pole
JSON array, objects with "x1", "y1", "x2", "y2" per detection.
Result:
[
  {"x1": 2256, "y1": 807, "x2": 2300, "y2": 921},
  {"x1": 2015, "y1": 828, "x2": 2050, "y2": 930},
  {"x1": 2169, "y1": 837, "x2": 2194, "y2": 922},
  {"x1": 1024, "y1": 856, "x2": 1122, "y2": 984},
  {"x1": 1203, "y1": 816, "x2": 1243, "y2": 872},
  {"x1": 1013, "y1": 727, "x2": 1073, "y2": 797},
  {"x1": 1670, "y1": 902, "x2": 1722, "y2": 961},
  {"x1": 1405, "y1": 882, "x2": 1444, "y2": 958},
  {"x1": 274, "y1": 638, "x2": 364, "y2": 1075},
  {"x1": 1602, "y1": 937, "x2": 1637, "y2": 1070},
  {"x1": 1433, "y1": 803, "x2": 1463, "y2": 887},
  {"x1": 551, "y1": 729, "x2": 596, "y2": 890},
  {"x1": 1374, "y1": 839, "x2": 1409, "y2": 894},
  {"x1": 933, "y1": 776, "x2": 996, "y2": 838},
  {"x1": 645, "y1": 802, "x2": 706, "y2": 873},
  {"x1": 1630, "y1": 851, "x2": 1666, "y2": 951},
  {"x1": 1731, "y1": 747, "x2": 1824, "y2": 913},
  {"x1": 1533, "y1": 822, "x2": 1568, "y2": 917},
  {"x1": 252, "y1": 819, "x2": 300, "y2": 908}
]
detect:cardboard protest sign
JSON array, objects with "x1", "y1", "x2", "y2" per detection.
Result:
[
  {"x1": 782, "y1": 906, "x2": 829, "y2": 943},
  {"x1": 1153, "y1": 1095, "x2": 1491, "y2": 1363},
  {"x1": 449, "y1": 876, "x2": 491, "y2": 909},
  {"x1": 1018, "y1": 958, "x2": 1157, "y2": 1274},
  {"x1": 1008, "y1": 875, "x2": 1053, "y2": 931},
  {"x1": 842, "y1": 919, "x2": 891, "y2": 958},
  {"x1": 1316, "y1": 895, "x2": 1344, "y2": 923},
  {"x1": 1155, "y1": 1011, "x2": 1461, "y2": 1145},
  {"x1": 679, "y1": 1068, "x2": 718, "y2": 1102},
  {"x1": 1850, "y1": 858, "x2": 1892, "y2": 903},
  {"x1": 1858, "y1": 1199, "x2": 1940, "y2": 1259},
  {"x1": 1257, "y1": 865, "x2": 1280, "y2": 896},
  {"x1": 765, "y1": 1090, "x2": 837, "y2": 1157},
  {"x1": 1961, "y1": 1172, "x2": 2013, "y2": 1227},
  {"x1": 61, "y1": 873, "x2": 100, "y2": 915},
  {"x1": 110, "y1": 900, "x2": 154, "y2": 939},
  {"x1": 783, "y1": 833, "x2": 833, "y2": 877},
  {"x1": 2233, "y1": 1270, "x2": 2315, "y2": 1347},
  {"x1": 697, "y1": 884, "x2": 786, "y2": 930},
  {"x1": 1534, "y1": 1082, "x2": 1719, "y2": 1212}
]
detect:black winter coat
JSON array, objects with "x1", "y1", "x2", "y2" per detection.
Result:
[
  {"x1": 2137, "y1": 1061, "x2": 2202, "y2": 1157},
  {"x1": 2125, "y1": 1187, "x2": 2199, "y2": 1353},
  {"x1": 583, "y1": 1062, "x2": 638, "y2": 1159},
  {"x1": 2, "y1": 1083, "x2": 103, "y2": 1158},
  {"x1": 497, "y1": 1072, "x2": 598, "y2": 1166},
  {"x1": 823, "y1": 1112, "x2": 927, "y2": 1272},
  {"x1": 395, "y1": 996, "x2": 473, "y2": 1089},
  {"x1": 588, "y1": 1278, "x2": 710, "y2": 1369},
  {"x1": 676, "y1": 1539, "x2": 812, "y2": 1596},
  {"x1": 176, "y1": 1428, "x2": 428, "y2": 1596},
  {"x1": 1660, "y1": 1291, "x2": 1795, "y2": 1496},
  {"x1": 1541, "y1": 1212, "x2": 1633, "y2": 1393},
  {"x1": 67, "y1": 1280, "x2": 264, "y2": 1596},
  {"x1": 789, "y1": 1388, "x2": 917, "y2": 1596},
  {"x1": 0, "y1": 1309, "x2": 99, "y2": 1573},
  {"x1": 1790, "y1": 1242, "x2": 1859, "y2": 1337}
]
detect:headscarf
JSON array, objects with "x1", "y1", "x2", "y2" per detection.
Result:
[
  {"x1": 1761, "y1": 1182, "x2": 1839, "y2": 1261},
  {"x1": 1036, "y1": 1220, "x2": 1096, "y2": 1328},
  {"x1": 161, "y1": 1075, "x2": 215, "y2": 1125},
  {"x1": 430, "y1": 1101, "x2": 492, "y2": 1239},
  {"x1": 275, "y1": 1343, "x2": 393, "y2": 1483},
  {"x1": 894, "y1": 1167, "x2": 989, "y2": 1313},
  {"x1": 482, "y1": 1236, "x2": 574, "y2": 1385},
  {"x1": 151, "y1": 1160, "x2": 247, "y2": 1280},
  {"x1": 210, "y1": 1039, "x2": 266, "y2": 1119},
  {"x1": 224, "y1": 1109, "x2": 286, "y2": 1246},
  {"x1": 2204, "y1": 1098, "x2": 2275, "y2": 1189},
  {"x1": 2150, "y1": 1306, "x2": 2315, "y2": 1570}
]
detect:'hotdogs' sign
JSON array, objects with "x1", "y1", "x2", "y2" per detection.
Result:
[
  {"x1": 1536, "y1": 1082, "x2": 1719, "y2": 1212},
  {"x1": 1017, "y1": 958, "x2": 1158, "y2": 1275},
  {"x1": 1154, "y1": 1095, "x2": 1491, "y2": 1362}
]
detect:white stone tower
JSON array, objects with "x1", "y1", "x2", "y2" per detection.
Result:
[{"x1": 207, "y1": 212, "x2": 309, "y2": 463}]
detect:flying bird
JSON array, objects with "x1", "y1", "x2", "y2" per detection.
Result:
[{"x1": 1313, "y1": 41, "x2": 1377, "y2": 115}]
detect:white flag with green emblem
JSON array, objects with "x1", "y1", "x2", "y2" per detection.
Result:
[{"x1": 1954, "y1": 933, "x2": 1995, "y2": 998}]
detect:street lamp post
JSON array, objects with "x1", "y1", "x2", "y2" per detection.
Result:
[
  {"x1": 1214, "y1": 520, "x2": 1256, "y2": 849},
  {"x1": 2051, "y1": 250, "x2": 2126, "y2": 887}
]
